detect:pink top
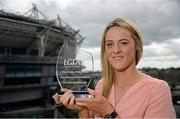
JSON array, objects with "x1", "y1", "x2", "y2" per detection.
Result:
[{"x1": 93, "y1": 74, "x2": 176, "y2": 118}]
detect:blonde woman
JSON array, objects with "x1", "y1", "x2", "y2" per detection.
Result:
[{"x1": 53, "y1": 18, "x2": 176, "y2": 118}]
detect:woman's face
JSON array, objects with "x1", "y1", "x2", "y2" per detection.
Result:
[{"x1": 105, "y1": 26, "x2": 136, "y2": 71}]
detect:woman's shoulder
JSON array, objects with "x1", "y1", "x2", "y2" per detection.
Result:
[
  {"x1": 141, "y1": 74, "x2": 175, "y2": 118},
  {"x1": 142, "y1": 73, "x2": 170, "y2": 91}
]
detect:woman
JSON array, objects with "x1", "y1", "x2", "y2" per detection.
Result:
[{"x1": 53, "y1": 18, "x2": 176, "y2": 118}]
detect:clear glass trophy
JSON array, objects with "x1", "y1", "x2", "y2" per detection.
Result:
[{"x1": 56, "y1": 42, "x2": 94, "y2": 98}]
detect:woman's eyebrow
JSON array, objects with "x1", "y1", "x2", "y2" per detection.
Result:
[
  {"x1": 105, "y1": 39, "x2": 129, "y2": 42},
  {"x1": 118, "y1": 39, "x2": 129, "y2": 41},
  {"x1": 105, "y1": 40, "x2": 113, "y2": 42}
]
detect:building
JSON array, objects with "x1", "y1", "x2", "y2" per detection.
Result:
[{"x1": 0, "y1": 5, "x2": 84, "y2": 118}]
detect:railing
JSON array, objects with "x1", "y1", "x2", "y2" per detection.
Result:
[{"x1": 0, "y1": 55, "x2": 56, "y2": 64}]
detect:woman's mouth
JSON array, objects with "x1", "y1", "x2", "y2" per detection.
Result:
[{"x1": 113, "y1": 56, "x2": 123, "y2": 60}]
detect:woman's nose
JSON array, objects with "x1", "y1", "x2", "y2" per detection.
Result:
[{"x1": 112, "y1": 45, "x2": 121, "y2": 54}]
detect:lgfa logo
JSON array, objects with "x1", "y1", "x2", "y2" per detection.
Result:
[{"x1": 64, "y1": 58, "x2": 82, "y2": 66}]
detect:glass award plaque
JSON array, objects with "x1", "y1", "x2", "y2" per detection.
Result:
[{"x1": 56, "y1": 42, "x2": 94, "y2": 98}]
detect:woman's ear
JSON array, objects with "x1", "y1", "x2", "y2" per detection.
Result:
[{"x1": 135, "y1": 45, "x2": 140, "y2": 51}]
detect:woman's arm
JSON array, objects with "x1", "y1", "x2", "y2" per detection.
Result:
[
  {"x1": 144, "y1": 81, "x2": 176, "y2": 118},
  {"x1": 79, "y1": 108, "x2": 90, "y2": 118}
]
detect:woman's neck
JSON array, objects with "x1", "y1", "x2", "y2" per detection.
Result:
[{"x1": 114, "y1": 65, "x2": 142, "y2": 88}]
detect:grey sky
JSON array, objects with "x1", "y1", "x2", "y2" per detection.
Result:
[{"x1": 0, "y1": 0, "x2": 180, "y2": 70}]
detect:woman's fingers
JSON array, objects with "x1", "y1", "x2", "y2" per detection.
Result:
[
  {"x1": 53, "y1": 90, "x2": 87, "y2": 111},
  {"x1": 68, "y1": 95, "x2": 75, "y2": 108},
  {"x1": 75, "y1": 98, "x2": 93, "y2": 109},
  {"x1": 53, "y1": 89, "x2": 73, "y2": 105},
  {"x1": 62, "y1": 94, "x2": 72, "y2": 105},
  {"x1": 60, "y1": 90, "x2": 71, "y2": 102},
  {"x1": 69, "y1": 95, "x2": 75, "y2": 105},
  {"x1": 75, "y1": 98, "x2": 90, "y2": 102},
  {"x1": 76, "y1": 101, "x2": 87, "y2": 107},
  {"x1": 87, "y1": 88, "x2": 94, "y2": 95},
  {"x1": 87, "y1": 88, "x2": 99, "y2": 97},
  {"x1": 53, "y1": 93, "x2": 61, "y2": 104},
  {"x1": 61, "y1": 88, "x2": 69, "y2": 92},
  {"x1": 61, "y1": 91, "x2": 73, "y2": 106}
]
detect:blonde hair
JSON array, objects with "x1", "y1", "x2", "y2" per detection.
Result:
[{"x1": 101, "y1": 18, "x2": 143, "y2": 98}]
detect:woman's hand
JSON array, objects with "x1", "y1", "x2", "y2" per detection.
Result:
[
  {"x1": 75, "y1": 88, "x2": 114, "y2": 117},
  {"x1": 53, "y1": 89, "x2": 90, "y2": 118},
  {"x1": 53, "y1": 89, "x2": 85, "y2": 111}
]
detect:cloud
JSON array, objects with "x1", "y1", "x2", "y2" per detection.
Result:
[
  {"x1": 3, "y1": 0, "x2": 179, "y2": 47},
  {"x1": 53, "y1": 0, "x2": 180, "y2": 49},
  {"x1": 0, "y1": 1, "x2": 4, "y2": 7},
  {"x1": 1, "y1": 0, "x2": 180, "y2": 69},
  {"x1": 138, "y1": 38, "x2": 180, "y2": 68},
  {"x1": 58, "y1": 0, "x2": 180, "y2": 69},
  {"x1": 138, "y1": 1, "x2": 180, "y2": 45},
  {"x1": 2, "y1": 0, "x2": 180, "y2": 46},
  {"x1": 143, "y1": 38, "x2": 180, "y2": 58}
]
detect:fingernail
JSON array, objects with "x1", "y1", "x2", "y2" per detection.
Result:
[
  {"x1": 52, "y1": 93, "x2": 57, "y2": 98},
  {"x1": 52, "y1": 94, "x2": 55, "y2": 98}
]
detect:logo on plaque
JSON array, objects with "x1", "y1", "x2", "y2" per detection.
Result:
[{"x1": 56, "y1": 42, "x2": 94, "y2": 97}]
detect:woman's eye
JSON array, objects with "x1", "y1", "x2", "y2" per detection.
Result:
[
  {"x1": 121, "y1": 42, "x2": 128, "y2": 45},
  {"x1": 106, "y1": 43, "x2": 113, "y2": 47}
]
